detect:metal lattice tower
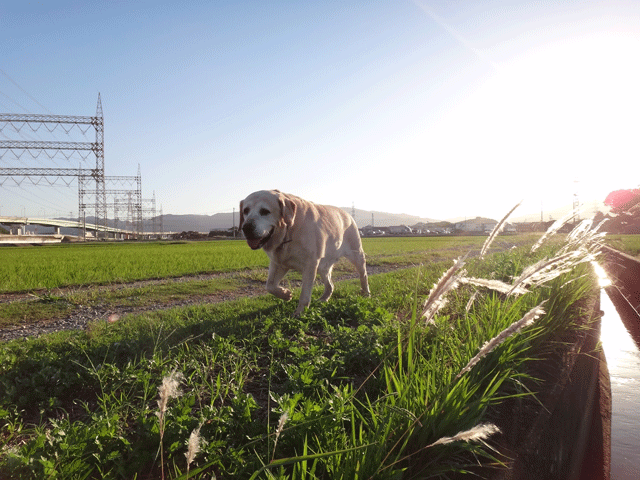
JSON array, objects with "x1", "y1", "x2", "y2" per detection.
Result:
[
  {"x1": 0, "y1": 94, "x2": 107, "y2": 236},
  {"x1": 94, "y1": 94, "x2": 107, "y2": 236},
  {"x1": 141, "y1": 191, "x2": 157, "y2": 238},
  {"x1": 93, "y1": 171, "x2": 143, "y2": 238}
]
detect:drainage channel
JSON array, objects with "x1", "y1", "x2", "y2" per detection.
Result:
[{"x1": 598, "y1": 269, "x2": 640, "y2": 479}]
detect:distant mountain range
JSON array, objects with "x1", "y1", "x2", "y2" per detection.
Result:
[
  {"x1": 155, "y1": 209, "x2": 441, "y2": 232},
  {"x1": 4, "y1": 202, "x2": 605, "y2": 235},
  {"x1": 6, "y1": 209, "x2": 441, "y2": 235}
]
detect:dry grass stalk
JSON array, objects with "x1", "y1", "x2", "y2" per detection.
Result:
[
  {"x1": 509, "y1": 250, "x2": 593, "y2": 295},
  {"x1": 558, "y1": 218, "x2": 607, "y2": 256},
  {"x1": 460, "y1": 277, "x2": 529, "y2": 296},
  {"x1": 272, "y1": 412, "x2": 289, "y2": 461},
  {"x1": 531, "y1": 209, "x2": 579, "y2": 253},
  {"x1": 422, "y1": 255, "x2": 467, "y2": 324},
  {"x1": 479, "y1": 201, "x2": 521, "y2": 259},
  {"x1": 156, "y1": 370, "x2": 184, "y2": 480},
  {"x1": 428, "y1": 423, "x2": 501, "y2": 447},
  {"x1": 456, "y1": 302, "x2": 546, "y2": 379},
  {"x1": 185, "y1": 424, "x2": 203, "y2": 478},
  {"x1": 157, "y1": 370, "x2": 184, "y2": 417},
  {"x1": 465, "y1": 291, "x2": 479, "y2": 313}
]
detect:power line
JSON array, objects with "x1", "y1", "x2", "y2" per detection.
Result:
[
  {"x1": 0, "y1": 90, "x2": 30, "y2": 113},
  {"x1": 0, "y1": 70, "x2": 53, "y2": 114}
]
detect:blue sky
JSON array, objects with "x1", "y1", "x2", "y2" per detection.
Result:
[{"x1": 1, "y1": 0, "x2": 639, "y2": 222}]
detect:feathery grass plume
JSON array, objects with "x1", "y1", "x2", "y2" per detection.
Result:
[
  {"x1": 465, "y1": 291, "x2": 479, "y2": 313},
  {"x1": 428, "y1": 423, "x2": 501, "y2": 447},
  {"x1": 422, "y1": 255, "x2": 467, "y2": 324},
  {"x1": 480, "y1": 201, "x2": 521, "y2": 259},
  {"x1": 558, "y1": 217, "x2": 607, "y2": 256},
  {"x1": 531, "y1": 208, "x2": 580, "y2": 253},
  {"x1": 185, "y1": 424, "x2": 203, "y2": 478},
  {"x1": 460, "y1": 277, "x2": 529, "y2": 296},
  {"x1": 508, "y1": 250, "x2": 592, "y2": 295},
  {"x1": 456, "y1": 302, "x2": 546, "y2": 379},
  {"x1": 156, "y1": 370, "x2": 184, "y2": 480},
  {"x1": 157, "y1": 370, "x2": 184, "y2": 417},
  {"x1": 271, "y1": 412, "x2": 289, "y2": 461},
  {"x1": 568, "y1": 218, "x2": 593, "y2": 242}
]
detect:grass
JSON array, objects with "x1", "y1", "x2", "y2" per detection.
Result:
[
  {"x1": 604, "y1": 234, "x2": 640, "y2": 256},
  {"x1": 0, "y1": 240, "x2": 270, "y2": 292},
  {"x1": 362, "y1": 235, "x2": 532, "y2": 266},
  {"x1": 0, "y1": 235, "x2": 541, "y2": 294},
  {"x1": 0, "y1": 236, "x2": 533, "y2": 329},
  {"x1": 0, "y1": 221, "x2": 604, "y2": 479}
]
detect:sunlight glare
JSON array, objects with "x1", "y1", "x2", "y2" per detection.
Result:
[
  {"x1": 420, "y1": 32, "x2": 640, "y2": 214},
  {"x1": 592, "y1": 261, "x2": 611, "y2": 287}
]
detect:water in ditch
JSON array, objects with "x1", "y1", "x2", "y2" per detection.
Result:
[{"x1": 597, "y1": 267, "x2": 640, "y2": 479}]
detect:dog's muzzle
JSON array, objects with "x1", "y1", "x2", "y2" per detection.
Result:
[{"x1": 243, "y1": 224, "x2": 274, "y2": 250}]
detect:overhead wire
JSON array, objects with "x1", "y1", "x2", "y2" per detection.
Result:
[{"x1": 0, "y1": 74, "x2": 85, "y2": 216}]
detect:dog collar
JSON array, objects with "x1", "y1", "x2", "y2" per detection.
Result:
[{"x1": 275, "y1": 227, "x2": 293, "y2": 250}]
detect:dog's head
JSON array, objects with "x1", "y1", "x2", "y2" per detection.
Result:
[{"x1": 239, "y1": 190, "x2": 296, "y2": 250}]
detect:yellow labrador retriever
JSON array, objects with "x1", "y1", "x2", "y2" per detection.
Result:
[{"x1": 239, "y1": 190, "x2": 370, "y2": 316}]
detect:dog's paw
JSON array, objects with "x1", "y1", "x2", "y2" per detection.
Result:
[{"x1": 279, "y1": 288, "x2": 292, "y2": 301}]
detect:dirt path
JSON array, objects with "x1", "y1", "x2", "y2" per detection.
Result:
[{"x1": 0, "y1": 264, "x2": 404, "y2": 343}]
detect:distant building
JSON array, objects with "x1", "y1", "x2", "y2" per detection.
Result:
[
  {"x1": 454, "y1": 217, "x2": 498, "y2": 233},
  {"x1": 388, "y1": 225, "x2": 412, "y2": 235},
  {"x1": 454, "y1": 217, "x2": 517, "y2": 234},
  {"x1": 515, "y1": 221, "x2": 554, "y2": 233},
  {"x1": 412, "y1": 222, "x2": 453, "y2": 235}
]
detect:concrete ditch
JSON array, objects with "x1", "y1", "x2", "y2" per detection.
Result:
[
  {"x1": 493, "y1": 246, "x2": 640, "y2": 479},
  {"x1": 492, "y1": 291, "x2": 610, "y2": 480}
]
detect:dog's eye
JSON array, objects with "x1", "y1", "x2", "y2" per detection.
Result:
[
  {"x1": 259, "y1": 208, "x2": 270, "y2": 216},
  {"x1": 243, "y1": 207, "x2": 250, "y2": 215}
]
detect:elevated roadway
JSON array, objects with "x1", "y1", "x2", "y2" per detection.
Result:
[{"x1": 0, "y1": 216, "x2": 133, "y2": 236}]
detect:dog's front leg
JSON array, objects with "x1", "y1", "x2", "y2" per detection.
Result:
[
  {"x1": 266, "y1": 262, "x2": 292, "y2": 301},
  {"x1": 293, "y1": 260, "x2": 319, "y2": 316}
]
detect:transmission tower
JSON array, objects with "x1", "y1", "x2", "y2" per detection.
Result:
[
  {"x1": 141, "y1": 191, "x2": 157, "y2": 238},
  {"x1": 93, "y1": 170, "x2": 143, "y2": 238},
  {"x1": 0, "y1": 94, "x2": 107, "y2": 236}
]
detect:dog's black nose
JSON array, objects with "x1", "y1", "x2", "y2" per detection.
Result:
[{"x1": 242, "y1": 222, "x2": 255, "y2": 238}]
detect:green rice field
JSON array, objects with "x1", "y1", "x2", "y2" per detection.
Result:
[{"x1": 0, "y1": 236, "x2": 500, "y2": 293}]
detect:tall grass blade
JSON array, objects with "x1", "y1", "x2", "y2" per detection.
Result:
[{"x1": 248, "y1": 444, "x2": 373, "y2": 480}]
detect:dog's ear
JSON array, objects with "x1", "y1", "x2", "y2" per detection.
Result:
[
  {"x1": 279, "y1": 194, "x2": 296, "y2": 228},
  {"x1": 238, "y1": 200, "x2": 245, "y2": 230}
]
